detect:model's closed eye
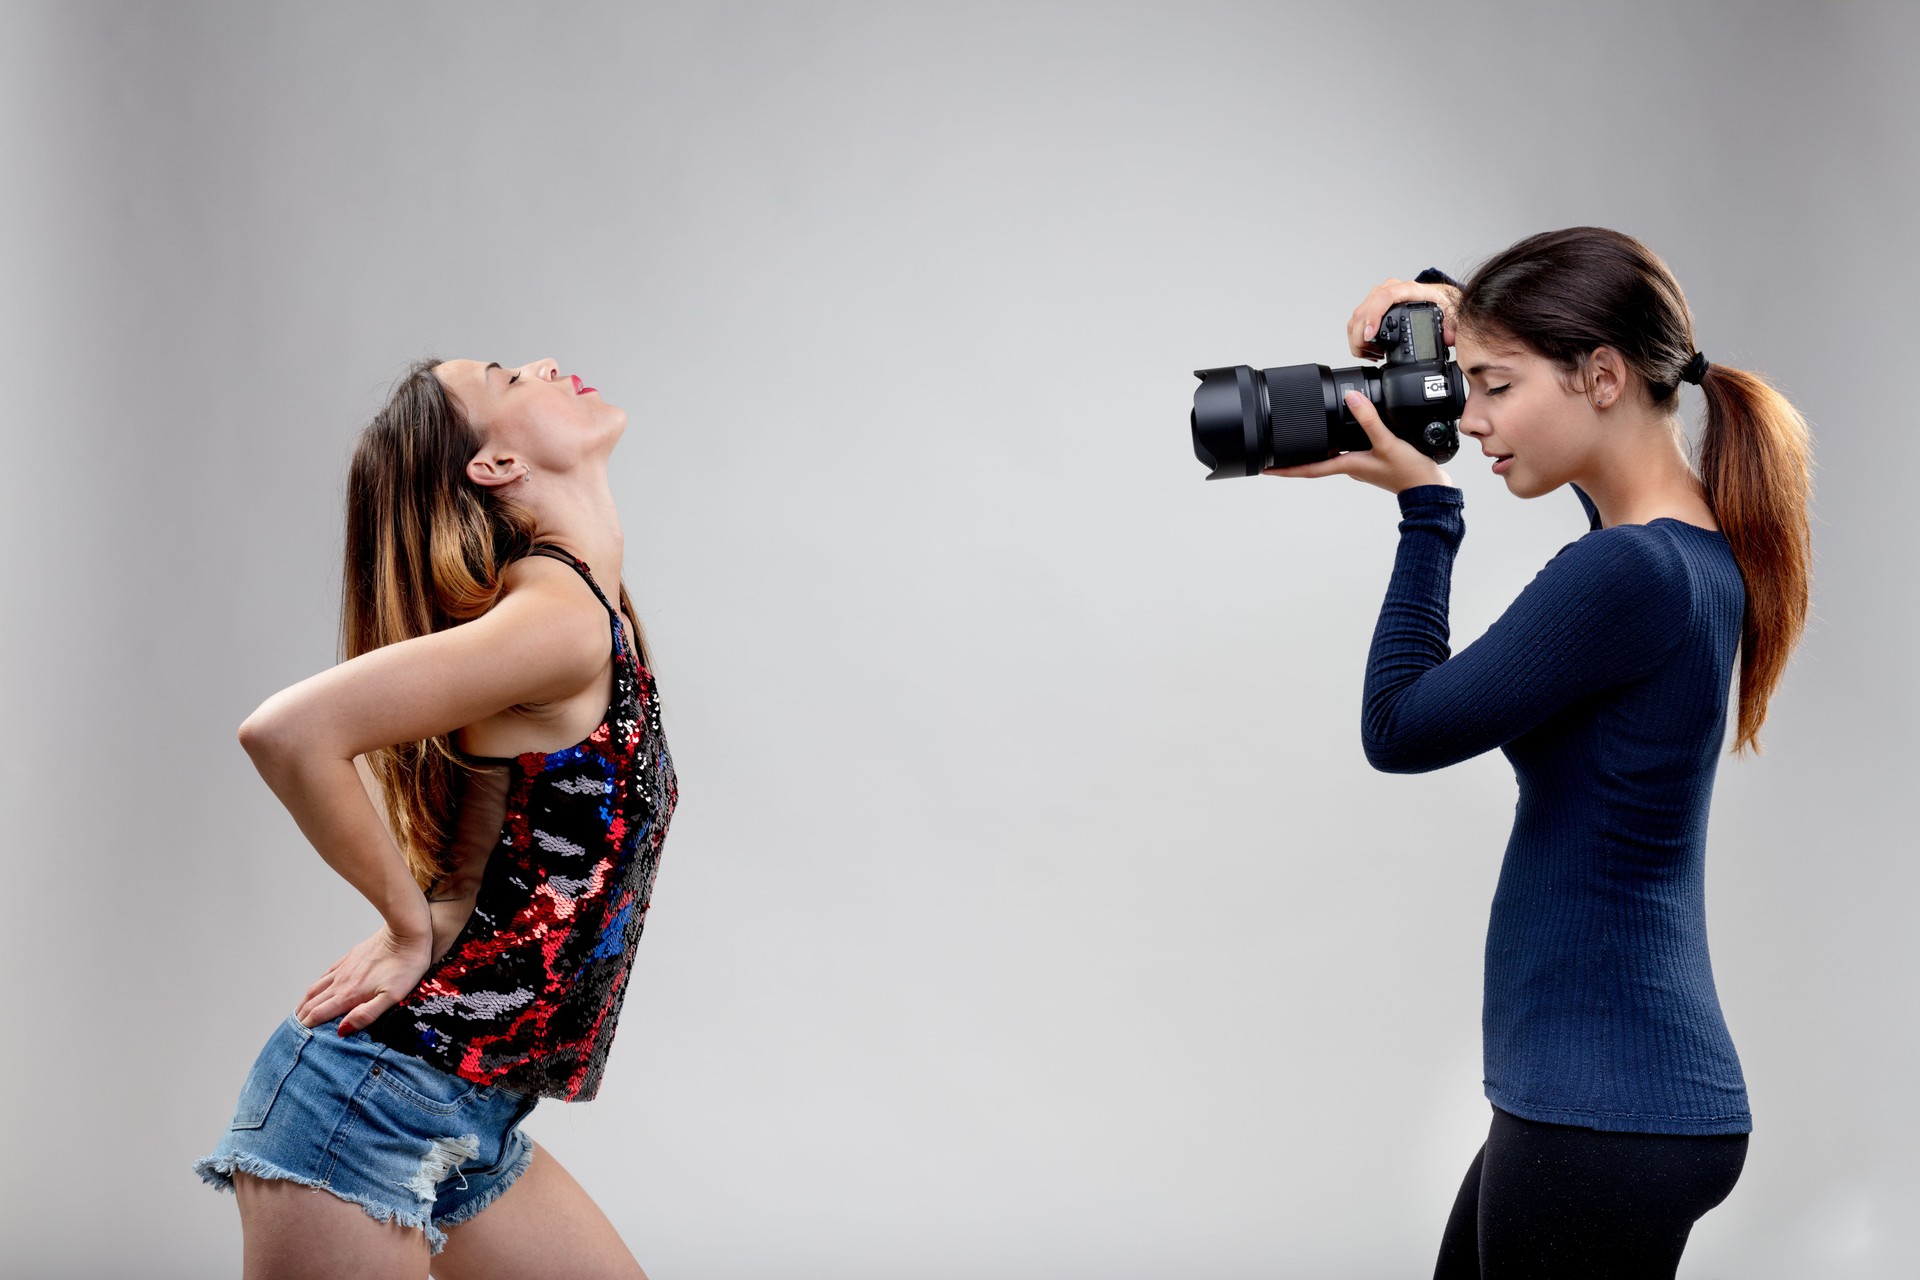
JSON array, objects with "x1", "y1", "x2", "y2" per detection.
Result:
[{"x1": 1486, "y1": 385, "x2": 1510, "y2": 396}]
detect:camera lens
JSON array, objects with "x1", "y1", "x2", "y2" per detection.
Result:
[
  {"x1": 1190, "y1": 363, "x2": 1342, "y2": 479},
  {"x1": 1190, "y1": 366, "x2": 1263, "y2": 479},
  {"x1": 1264, "y1": 365, "x2": 1332, "y2": 468}
]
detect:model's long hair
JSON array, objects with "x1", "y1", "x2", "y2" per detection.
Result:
[
  {"x1": 1453, "y1": 227, "x2": 1812, "y2": 755},
  {"x1": 342, "y1": 358, "x2": 650, "y2": 889}
]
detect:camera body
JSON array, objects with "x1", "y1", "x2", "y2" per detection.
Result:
[{"x1": 1190, "y1": 301, "x2": 1466, "y2": 480}]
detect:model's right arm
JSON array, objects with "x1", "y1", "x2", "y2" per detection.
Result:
[{"x1": 237, "y1": 558, "x2": 610, "y2": 934}]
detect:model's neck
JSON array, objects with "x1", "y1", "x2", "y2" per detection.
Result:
[{"x1": 520, "y1": 466, "x2": 625, "y2": 585}]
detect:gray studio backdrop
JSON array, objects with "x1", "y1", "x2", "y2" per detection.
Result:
[{"x1": 3, "y1": 2, "x2": 1913, "y2": 1276}]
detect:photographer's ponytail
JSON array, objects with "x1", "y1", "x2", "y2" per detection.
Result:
[
  {"x1": 1454, "y1": 227, "x2": 1814, "y2": 755},
  {"x1": 1695, "y1": 361, "x2": 1813, "y2": 754}
]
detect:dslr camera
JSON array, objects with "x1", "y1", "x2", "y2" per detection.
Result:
[{"x1": 1190, "y1": 301, "x2": 1466, "y2": 479}]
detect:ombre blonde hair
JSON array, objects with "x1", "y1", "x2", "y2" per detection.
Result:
[{"x1": 342, "y1": 358, "x2": 649, "y2": 889}]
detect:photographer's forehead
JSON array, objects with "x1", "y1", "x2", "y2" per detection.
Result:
[{"x1": 1453, "y1": 334, "x2": 1522, "y2": 378}]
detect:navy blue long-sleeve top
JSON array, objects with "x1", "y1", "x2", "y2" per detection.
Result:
[{"x1": 1365, "y1": 483, "x2": 1751, "y2": 1135}]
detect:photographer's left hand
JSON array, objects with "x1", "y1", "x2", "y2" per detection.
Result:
[{"x1": 1264, "y1": 390, "x2": 1455, "y2": 495}]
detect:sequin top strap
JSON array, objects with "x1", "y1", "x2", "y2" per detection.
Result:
[{"x1": 526, "y1": 544, "x2": 618, "y2": 618}]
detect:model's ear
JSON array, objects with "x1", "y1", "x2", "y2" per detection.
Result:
[
  {"x1": 1587, "y1": 346, "x2": 1628, "y2": 409},
  {"x1": 467, "y1": 453, "x2": 528, "y2": 490}
]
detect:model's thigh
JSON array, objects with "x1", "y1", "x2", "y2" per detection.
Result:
[
  {"x1": 1476, "y1": 1108, "x2": 1748, "y2": 1280},
  {"x1": 430, "y1": 1140, "x2": 647, "y2": 1280},
  {"x1": 234, "y1": 1169, "x2": 430, "y2": 1280},
  {"x1": 1432, "y1": 1140, "x2": 1486, "y2": 1280}
]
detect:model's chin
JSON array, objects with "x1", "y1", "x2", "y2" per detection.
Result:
[{"x1": 586, "y1": 403, "x2": 628, "y2": 449}]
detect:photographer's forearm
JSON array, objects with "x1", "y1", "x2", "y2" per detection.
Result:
[
  {"x1": 238, "y1": 727, "x2": 430, "y2": 935},
  {"x1": 1360, "y1": 486, "x2": 1468, "y2": 772}
]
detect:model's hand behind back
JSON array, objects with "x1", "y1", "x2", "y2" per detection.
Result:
[{"x1": 294, "y1": 922, "x2": 432, "y2": 1035}]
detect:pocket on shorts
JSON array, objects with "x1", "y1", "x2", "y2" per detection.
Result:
[
  {"x1": 230, "y1": 1016, "x2": 313, "y2": 1131},
  {"x1": 374, "y1": 1050, "x2": 485, "y2": 1115}
]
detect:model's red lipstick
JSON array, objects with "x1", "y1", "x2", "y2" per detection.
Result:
[{"x1": 571, "y1": 374, "x2": 596, "y2": 395}]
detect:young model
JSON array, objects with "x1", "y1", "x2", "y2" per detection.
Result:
[
  {"x1": 1270, "y1": 228, "x2": 1812, "y2": 1278},
  {"x1": 195, "y1": 357, "x2": 675, "y2": 1279}
]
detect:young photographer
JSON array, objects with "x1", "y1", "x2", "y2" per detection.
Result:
[{"x1": 1270, "y1": 227, "x2": 1813, "y2": 1277}]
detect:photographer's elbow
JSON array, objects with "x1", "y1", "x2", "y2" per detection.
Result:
[
  {"x1": 1362, "y1": 737, "x2": 1407, "y2": 774},
  {"x1": 1361, "y1": 722, "x2": 1427, "y2": 775}
]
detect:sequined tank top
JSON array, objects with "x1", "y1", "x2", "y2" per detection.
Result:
[{"x1": 362, "y1": 545, "x2": 678, "y2": 1101}]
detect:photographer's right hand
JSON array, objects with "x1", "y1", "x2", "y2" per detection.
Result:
[
  {"x1": 1349, "y1": 277, "x2": 1462, "y2": 356},
  {"x1": 1265, "y1": 390, "x2": 1455, "y2": 495}
]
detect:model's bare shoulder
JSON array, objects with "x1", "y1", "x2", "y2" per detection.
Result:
[{"x1": 469, "y1": 553, "x2": 621, "y2": 708}]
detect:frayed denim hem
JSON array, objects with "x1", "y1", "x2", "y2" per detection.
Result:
[
  {"x1": 192, "y1": 1152, "x2": 450, "y2": 1255},
  {"x1": 433, "y1": 1136, "x2": 536, "y2": 1233}
]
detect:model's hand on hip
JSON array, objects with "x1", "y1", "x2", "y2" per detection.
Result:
[
  {"x1": 296, "y1": 921, "x2": 433, "y2": 1036},
  {"x1": 1264, "y1": 390, "x2": 1455, "y2": 494}
]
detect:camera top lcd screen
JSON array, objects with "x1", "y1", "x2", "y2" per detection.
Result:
[{"x1": 1413, "y1": 317, "x2": 1438, "y2": 362}]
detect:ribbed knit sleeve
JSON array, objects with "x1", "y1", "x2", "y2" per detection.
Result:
[{"x1": 1361, "y1": 485, "x2": 1690, "y2": 774}]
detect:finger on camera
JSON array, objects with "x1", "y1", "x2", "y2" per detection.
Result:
[
  {"x1": 1364, "y1": 278, "x2": 1412, "y2": 334},
  {"x1": 1350, "y1": 280, "x2": 1389, "y2": 347},
  {"x1": 1351, "y1": 283, "x2": 1394, "y2": 353},
  {"x1": 1355, "y1": 278, "x2": 1459, "y2": 354},
  {"x1": 1343, "y1": 391, "x2": 1391, "y2": 433},
  {"x1": 1264, "y1": 458, "x2": 1353, "y2": 479}
]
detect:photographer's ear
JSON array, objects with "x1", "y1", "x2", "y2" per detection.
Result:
[{"x1": 1586, "y1": 346, "x2": 1628, "y2": 410}]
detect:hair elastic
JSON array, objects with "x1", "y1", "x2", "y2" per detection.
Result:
[{"x1": 1679, "y1": 352, "x2": 1710, "y2": 385}]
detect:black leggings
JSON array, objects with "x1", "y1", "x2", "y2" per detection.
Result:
[{"x1": 1434, "y1": 1106, "x2": 1748, "y2": 1279}]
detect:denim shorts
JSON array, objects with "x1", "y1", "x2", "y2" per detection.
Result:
[{"x1": 194, "y1": 1012, "x2": 540, "y2": 1255}]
